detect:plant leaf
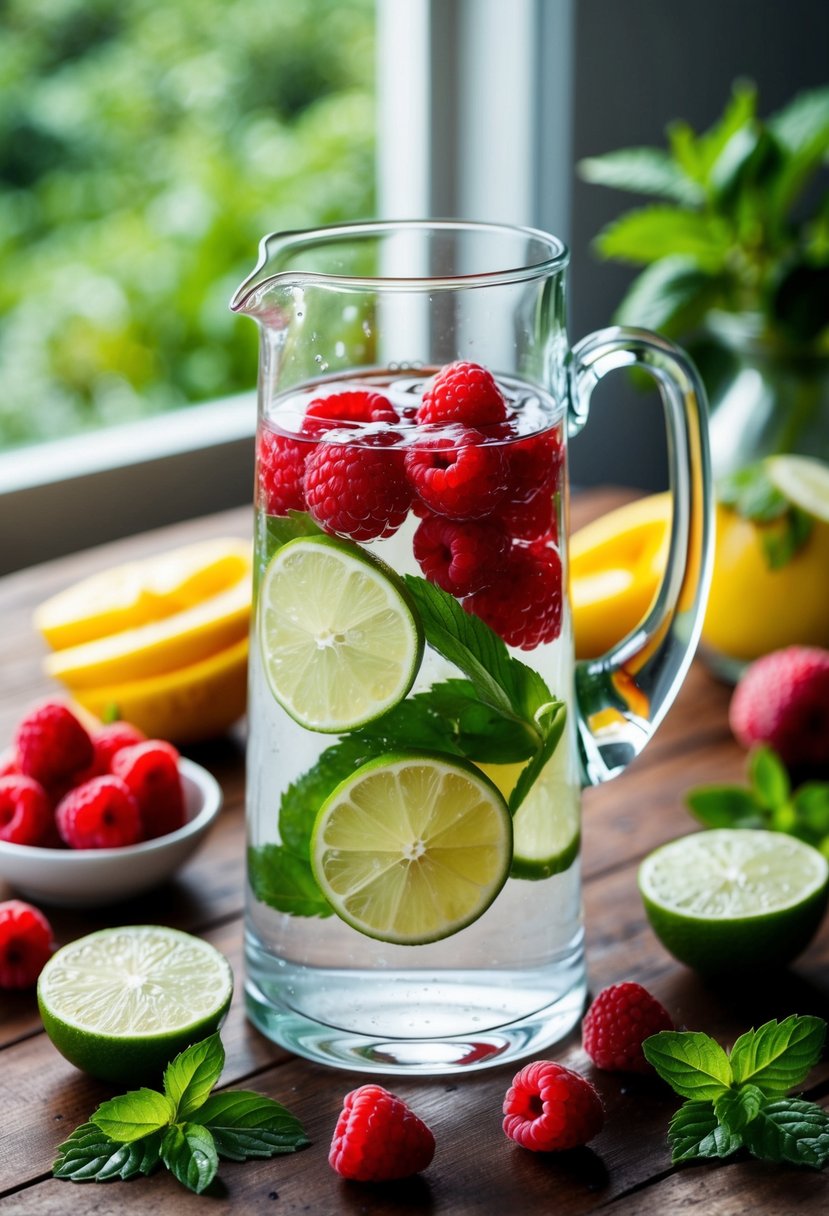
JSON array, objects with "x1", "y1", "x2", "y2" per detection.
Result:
[
  {"x1": 793, "y1": 783, "x2": 829, "y2": 837},
  {"x1": 642, "y1": 1031, "x2": 732, "y2": 1100},
  {"x1": 161, "y1": 1123, "x2": 219, "y2": 1194},
  {"x1": 192, "y1": 1090, "x2": 310, "y2": 1160},
  {"x1": 612, "y1": 256, "x2": 725, "y2": 336},
  {"x1": 248, "y1": 844, "x2": 332, "y2": 918},
  {"x1": 714, "y1": 1085, "x2": 766, "y2": 1134},
  {"x1": 410, "y1": 679, "x2": 537, "y2": 763},
  {"x1": 729, "y1": 1016, "x2": 826, "y2": 1094},
  {"x1": 685, "y1": 785, "x2": 765, "y2": 829},
  {"x1": 749, "y1": 746, "x2": 791, "y2": 810},
  {"x1": 769, "y1": 85, "x2": 829, "y2": 154},
  {"x1": 163, "y1": 1033, "x2": 225, "y2": 1121},
  {"x1": 668, "y1": 1100, "x2": 744, "y2": 1163},
  {"x1": 90, "y1": 1089, "x2": 175, "y2": 1144},
  {"x1": 53, "y1": 1123, "x2": 162, "y2": 1182},
  {"x1": 508, "y1": 702, "x2": 566, "y2": 815},
  {"x1": 277, "y1": 736, "x2": 377, "y2": 857},
  {"x1": 595, "y1": 206, "x2": 732, "y2": 270},
  {"x1": 742, "y1": 1098, "x2": 829, "y2": 1169},
  {"x1": 577, "y1": 148, "x2": 703, "y2": 204}
]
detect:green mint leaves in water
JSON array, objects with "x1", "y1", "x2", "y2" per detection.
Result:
[
  {"x1": 53, "y1": 1033, "x2": 309, "y2": 1194},
  {"x1": 644, "y1": 1016, "x2": 829, "y2": 1169}
]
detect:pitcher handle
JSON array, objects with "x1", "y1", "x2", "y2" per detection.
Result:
[{"x1": 568, "y1": 326, "x2": 713, "y2": 787}]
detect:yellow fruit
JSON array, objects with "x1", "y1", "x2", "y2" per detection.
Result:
[
  {"x1": 35, "y1": 538, "x2": 251, "y2": 650},
  {"x1": 71, "y1": 636, "x2": 248, "y2": 744}
]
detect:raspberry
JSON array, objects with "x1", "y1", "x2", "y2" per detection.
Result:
[
  {"x1": 257, "y1": 429, "x2": 309, "y2": 516},
  {"x1": 55, "y1": 776, "x2": 142, "y2": 849},
  {"x1": 465, "y1": 546, "x2": 562, "y2": 650},
  {"x1": 92, "y1": 721, "x2": 148, "y2": 773},
  {"x1": 329, "y1": 1084, "x2": 435, "y2": 1182},
  {"x1": 15, "y1": 702, "x2": 94, "y2": 789},
  {"x1": 729, "y1": 646, "x2": 829, "y2": 771},
  {"x1": 405, "y1": 432, "x2": 508, "y2": 520},
  {"x1": 303, "y1": 390, "x2": 399, "y2": 436},
  {"x1": 504, "y1": 427, "x2": 564, "y2": 503},
  {"x1": 111, "y1": 740, "x2": 185, "y2": 839},
  {"x1": 498, "y1": 487, "x2": 558, "y2": 544},
  {"x1": 582, "y1": 981, "x2": 674, "y2": 1073},
  {"x1": 0, "y1": 750, "x2": 20, "y2": 779},
  {"x1": 413, "y1": 515, "x2": 508, "y2": 596},
  {"x1": 0, "y1": 775, "x2": 53, "y2": 846},
  {"x1": 0, "y1": 900, "x2": 53, "y2": 988},
  {"x1": 503, "y1": 1060, "x2": 604, "y2": 1152},
  {"x1": 304, "y1": 443, "x2": 411, "y2": 542},
  {"x1": 417, "y1": 361, "x2": 507, "y2": 428}
]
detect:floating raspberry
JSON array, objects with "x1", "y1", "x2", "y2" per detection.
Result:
[
  {"x1": 413, "y1": 515, "x2": 508, "y2": 597},
  {"x1": 582, "y1": 981, "x2": 674, "y2": 1074},
  {"x1": 111, "y1": 740, "x2": 185, "y2": 840},
  {"x1": 257, "y1": 429, "x2": 309, "y2": 516},
  {"x1": 0, "y1": 776, "x2": 53, "y2": 846},
  {"x1": 405, "y1": 432, "x2": 507, "y2": 520},
  {"x1": 55, "y1": 776, "x2": 142, "y2": 850},
  {"x1": 465, "y1": 546, "x2": 562, "y2": 650},
  {"x1": 14, "y1": 702, "x2": 94, "y2": 789},
  {"x1": 504, "y1": 427, "x2": 564, "y2": 503},
  {"x1": 498, "y1": 487, "x2": 558, "y2": 544},
  {"x1": 729, "y1": 646, "x2": 829, "y2": 771},
  {"x1": 305, "y1": 443, "x2": 411, "y2": 542},
  {"x1": 303, "y1": 389, "x2": 399, "y2": 436},
  {"x1": 0, "y1": 900, "x2": 53, "y2": 989},
  {"x1": 329, "y1": 1084, "x2": 435, "y2": 1182},
  {"x1": 417, "y1": 361, "x2": 507, "y2": 428},
  {"x1": 503, "y1": 1060, "x2": 604, "y2": 1152}
]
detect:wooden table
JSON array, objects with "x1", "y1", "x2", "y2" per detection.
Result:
[{"x1": 1, "y1": 493, "x2": 827, "y2": 1215}]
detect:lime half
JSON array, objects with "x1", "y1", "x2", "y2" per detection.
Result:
[
  {"x1": 766, "y1": 454, "x2": 829, "y2": 522},
  {"x1": 639, "y1": 829, "x2": 829, "y2": 975},
  {"x1": 38, "y1": 926, "x2": 233, "y2": 1083},
  {"x1": 311, "y1": 752, "x2": 513, "y2": 944},
  {"x1": 259, "y1": 536, "x2": 423, "y2": 733}
]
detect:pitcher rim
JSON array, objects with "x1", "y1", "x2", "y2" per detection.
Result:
[{"x1": 230, "y1": 218, "x2": 570, "y2": 312}]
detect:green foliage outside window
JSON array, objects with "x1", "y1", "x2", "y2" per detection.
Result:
[{"x1": 0, "y1": 0, "x2": 376, "y2": 449}]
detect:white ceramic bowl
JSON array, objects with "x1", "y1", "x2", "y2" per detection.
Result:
[{"x1": 0, "y1": 758, "x2": 222, "y2": 907}]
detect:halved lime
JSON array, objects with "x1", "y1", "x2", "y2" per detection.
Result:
[
  {"x1": 639, "y1": 829, "x2": 829, "y2": 975},
  {"x1": 259, "y1": 535, "x2": 424, "y2": 733},
  {"x1": 766, "y1": 454, "x2": 829, "y2": 522},
  {"x1": 37, "y1": 926, "x2": 233, "y2": 1083},
  {"x1": 311, "y1": 752, "x2": 513, "y2": 944}
]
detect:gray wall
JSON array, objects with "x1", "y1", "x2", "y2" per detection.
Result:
[{"x1": 564, "y1": 0, "x2": 829, "y2": 491}]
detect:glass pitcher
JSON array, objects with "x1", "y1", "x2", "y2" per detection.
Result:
[{"x1": 231, "y1": 220, "x2": 711, "y2": 1074}]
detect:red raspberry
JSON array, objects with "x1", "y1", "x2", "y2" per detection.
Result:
[
  {"x1": 413, "y1": 515, "x2": 508, "y2": 596},
  {"x1": 498, "y1": 487, "x2": 558, "y2": 544},
  {"x1": 14, "y1": 702, "x2": 94, "y2": 788},
  {"x1": 0, "y1": 900, "x2": 53, "y2": 988},
  {"x1": 55, "y1": 776, "x2": 142, "y2": 849},
  {"x1": 93, "y1": 721, "x2": 148, "y2": 773},
  {"x1": 257, "y1": 429, "x2": 309, "y2": 516},
  {"x1": 504, "y1": 427, "x2": 564, "y2": 503},
  {"x1": 329, "y1": 1084, "x2": 435, "y2": 1182},
  {"x1": 405, "y1": 432, "x2": 508, "y2": 520},
  {"x1": 304, "y1": 443, "x2": 411, "y2": 542},
  {"x1": 417, "y1": 361, "x2": 507, "y2": 428},
  {"x1": 465, "y1": 546, "x2": 562, "y2": 650},
  {"x1": 503, "y1": 1060, "x2": 604, "y2": 1152},
  {"x1": 729, "y1": 646, "x2": 829, "y2": 770},
  {"x1": 0, "y1": 776, "x2": 53, "y2": 846},
  {"x1": 0, "y1": 749, "x2": 20, "y2": 778},
  {"x1": 303, "y1": 390, "x2": 399, "y2": 436},
  {"x1": 582, "y1": 981, "x2": 674, "y2": 1074},
  {"x1": 111, "y1": 740, "x2": 185, "y2": 839}
]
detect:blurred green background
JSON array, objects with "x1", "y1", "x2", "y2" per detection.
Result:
[{"x1": 0, "y1": 0, "x2": 375, "y2": 449}]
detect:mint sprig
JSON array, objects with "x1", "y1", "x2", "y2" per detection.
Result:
[
  {"x1": 53, "y1": 1033, "x2": 309, "y2": 1195},
  {"x1": 718, "y1": 461, "x2": 813, "y2": 570},
  {"x1": 644, "y1": 1016, "x2": 829, "y2": 1169}
]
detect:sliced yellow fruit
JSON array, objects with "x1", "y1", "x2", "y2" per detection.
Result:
[
  {"x1": 36, "y1": 537, "x2": 251, "y2": 651},
  {"x1": 71, "y1": 636, "x2": 248, "y2": 744}
]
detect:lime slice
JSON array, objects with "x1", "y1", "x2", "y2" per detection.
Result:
[
  {"x1": 766, "y1": 454, "x2": 829, "y2": 523},
  {"x1": 311, "y1": 752, "x2": 513, "y2": 944},
  {"x1": 639, "y1": 829, "x2": 829, "y2": 975},
  {"x1": 37, "y1": 926, "x2": 233, "y2": 1083},
  {"x1": 259, "y1": 535, "x2": 424, "y2": 733}
]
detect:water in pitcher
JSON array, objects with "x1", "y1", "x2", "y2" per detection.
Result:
[{"x1": 244, "y1": 368, "x2": 586, "y2": 1072}]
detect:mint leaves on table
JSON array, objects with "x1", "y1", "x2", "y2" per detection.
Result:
[
  {"x1": 687, "y1": 744, "x2": 829, "y2": 854},
  {"x1": 718, "y1": 462, "x2": 813, "y2": 570},
  {"x1": 53, "y1": 1033, "x2": 308, "y2": 1194},
  {"x1": 644, "y1": 1015, "x2": 829, "y2": 1168}
]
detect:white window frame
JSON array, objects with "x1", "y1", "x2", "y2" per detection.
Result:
[{"x1": 0, "y1": 0, "x2": 574, "y2": 574}]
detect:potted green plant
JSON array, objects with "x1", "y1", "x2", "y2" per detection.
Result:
[{"x1": 579, "y1": 81, "x2": 829, "y2": 476}]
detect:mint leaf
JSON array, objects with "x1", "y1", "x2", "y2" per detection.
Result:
[
  {"x1": 643, "y1": 1031, "x2": 732, "y2": 1099},
  {"x1": 578, "y1": 148, "x2": 703, "y2": 204},
  {"x1": 193, "y1": 1091, "x2": 310, "y2": 1160},
  {"x1": 760, "y1": 508, "x2": 813, "y2": 571},
  {"x1": 508, "y1": 701, "x2": 566, "y2": 814},
  {"x1": 91, "y1": 1089, "x2": 175, "y2": 1143},
  {"x1": 685, "y1": 785, "x2": 765, "y2": 829},
  {"x1": 409, "y1": 680, "x2": 536, "y2": 763},
  {"x1": 594, "y1": 205, "x2": 732, "y2": 270},
  {"x1": 53, "y1": 1123, "x2": 162, "y2": 1182},
  {"x1": 278, "y1": 736, "x2": 372, "y2": 857},
  {"x1": 719, "y1": 463, "x2": 789, "y2": 523},
  {"x1": 164, "y1": 1033, "x2": 225, "y2": 1121},
  {"x1": 749, "y1": 746, "x2": 791, "y2": 810},
  {"x1": 260, "y1": 509, "x2": 322, "y2": 553},
  {"x1": 742, "y1": 1098, "x2": 829, "y2": 1169},
  {"x1": 161, "y1": 1123, "x2": 219, "y2": 1195},
  {"x1": 668, "y1": 1100, "x2": 743, "y2": 1162},
  {"x1": 792, "y1": 783, "x2": 829, "y2": 843},
  {"x1": 730, "y1": 1016, "x2": 826, "y2": 1093},
  {"x1": 714, "y1": 1085, "x2": 765, "y2": 1134},
  {"x1": 248, "y1": 844, "x2": 332, "y2": 918}
]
